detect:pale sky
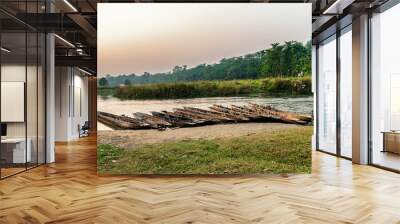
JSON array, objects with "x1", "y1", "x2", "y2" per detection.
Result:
[{"x1": 98, "y1": 3, "x2": 311, "y2": 77}]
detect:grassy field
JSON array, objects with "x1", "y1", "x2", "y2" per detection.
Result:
[
  {"x1": 98, "y1": 76, "x2": 311, "y2": 99},
  {"x1": 97, "y1": 87, "x2": 115, "y2": 97},
  {"x1": 97, "y1": 126, "x2": 312, "y2": 174}
]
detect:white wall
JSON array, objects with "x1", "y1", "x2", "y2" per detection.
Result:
[
  {"x1": 55, "y1": 66, "x2": 70, "y2": 141},
  {"x1": 71, "y1": 72, "x2": 89, "y2": 138},
  {"x1": 55, "y1": 67, "x2": 89, "y2": 141},
  {"x1": 1, "y1": 65, "x2": 31, "y2": 138},
  {"x1": 1, "y1": 63, "x2": 46, "y2": 164}
]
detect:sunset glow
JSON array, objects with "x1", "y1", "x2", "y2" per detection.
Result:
[{"x1": 98, "y1": 3, "x2": 311, "y2": 77}]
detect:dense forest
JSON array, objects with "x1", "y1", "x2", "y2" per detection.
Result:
[{"x1": 99, "y1": 41, "x2": 311, "y2": 87}]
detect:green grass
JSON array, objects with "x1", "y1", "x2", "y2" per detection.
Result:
[
  {"x1": 97, "y1": 87, "x2": 116, "y2": 97},
  {"x1": 98, "y1": 76, "x2": 312, "y2": 99},
  {"x1": 97, "y1": 126, "x2": 312, "y2": 174}
]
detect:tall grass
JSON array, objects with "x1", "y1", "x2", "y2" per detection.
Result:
[
  {"x1": 104, "y1": 76, "x2": 311, "y2": 99},
  {"x1": 97, "y1": 87, "x2": 116, "y2": 97}
]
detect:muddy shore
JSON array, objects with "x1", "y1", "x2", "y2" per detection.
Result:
[{"x1": 98, "y1": 123, "x2": 307, "y2": 149}]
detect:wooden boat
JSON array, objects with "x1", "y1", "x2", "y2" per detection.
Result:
[
  {"x1": 246, "y1": 104, "x2": 298, "y2": 124},
  {"x1": 169, "y1": 110, "x2": 211, "y2": 125},
  {"x1": 182, "y1": 107, "x2": 234, "y2": 122},
  {"x1": 98, "y1": 111, "x2": 150, "y2": 129},
  {"x1": 205, "y1": 107, "x2": 248, "y2": 121},
  {"x1": 247, "y1": 103, "x2": 309, "y2": 125},
  {"x1": 228, "y1": 105, "x2": 264, "y2": 120},
  {"x1": 209, "y1": 105, "x2": 250, "y2": 121},
  {"x1": 99, "y1": 103, "x2": 311, "y2": 130},
  {"x1": 173, "y1": 108, "x2": 221, "y2": 123},
  {"x1": 248, "y1": 103, "x2": 311, "y2": 121},
  {"x1": 120, "y1": 114, "x2": 151, "y2": 126},
  {"x1": 164, "y1": 111, "x2": 206, "y2": 124},
  {"x1": 151, "y1": 111, "x2": 198, "y2": 127},
  {"x1": 133, "y1": 112, "x2": 172, "y2": 129},
  {"x1": 231, "y1": 105, "x2": 281, "y2": 121}
]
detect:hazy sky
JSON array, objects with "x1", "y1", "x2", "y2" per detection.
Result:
[{"x1": 98, "y1": 3, "x2": 311, "y2": 77}]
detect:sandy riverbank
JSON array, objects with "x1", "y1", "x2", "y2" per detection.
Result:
[{"x1": 98, "y1": 123, "x2": 309, "y2": 150}]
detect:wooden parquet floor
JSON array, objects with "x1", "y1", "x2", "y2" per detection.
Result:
[{"x1": 1, "y1": 135, "x2": 400, "y2": 223}]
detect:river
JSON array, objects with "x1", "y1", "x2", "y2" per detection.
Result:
[{"x1": 98, "y1": 96, "x2": 313, "y2": 130}]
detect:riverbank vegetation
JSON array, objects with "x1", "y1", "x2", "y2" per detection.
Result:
[
  {"x1": 97, "y1": 126, "x2": 312, "y2": 174},
  {"x1": 99, "y1": 41, "x2": 311, "y2": 87},
  {"x1": 98, "y1": 86, "x2": 115, "y2": 97},
  {"x1": 99, "y1": 76, "x2": 311, "y2": 99}
]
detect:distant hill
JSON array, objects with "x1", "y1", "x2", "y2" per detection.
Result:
[{"x1": 100, "y1": 41, "x2": 311, "y2": 87}]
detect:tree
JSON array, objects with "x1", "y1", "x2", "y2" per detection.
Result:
[
  {"x1": 124, "y1": 79, "x2": 131, "y2": 86},
  {"x1": 103, "y1": 41, "x2": 311, "y2": 86},
  {"x1": 99, "y1": 77, "x2": 109, "y2": 86},
  {"x1": 261, "y1": 43, "x2": 283, "y2": 77},
  {"x1": 172, "y1": 65, "x2": 183, "y2": 73}
]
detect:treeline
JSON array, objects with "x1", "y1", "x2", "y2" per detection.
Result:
[
  {"x1": 109, "y1": 76, "x2": 311, "y2": 100},
  {"x1": 99, "y1": 41, "x2": 311, "y2": 87}
]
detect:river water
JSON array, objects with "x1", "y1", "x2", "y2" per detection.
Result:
[{"x1": 98, "y1": 96, "x2": 313, "y2": 130}]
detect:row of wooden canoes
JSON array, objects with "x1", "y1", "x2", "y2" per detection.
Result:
[{"x1": 97, "y1": 103, "x2": 312, "y2": 130}]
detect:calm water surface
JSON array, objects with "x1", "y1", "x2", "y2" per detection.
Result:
[{"x1": 98, "y1": 96, "x2": 313, "y2": 130}]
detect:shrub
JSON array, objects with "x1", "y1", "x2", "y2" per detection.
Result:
[{"x1": 112, "y1": 76, "x2": 311, "y2": 99}]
